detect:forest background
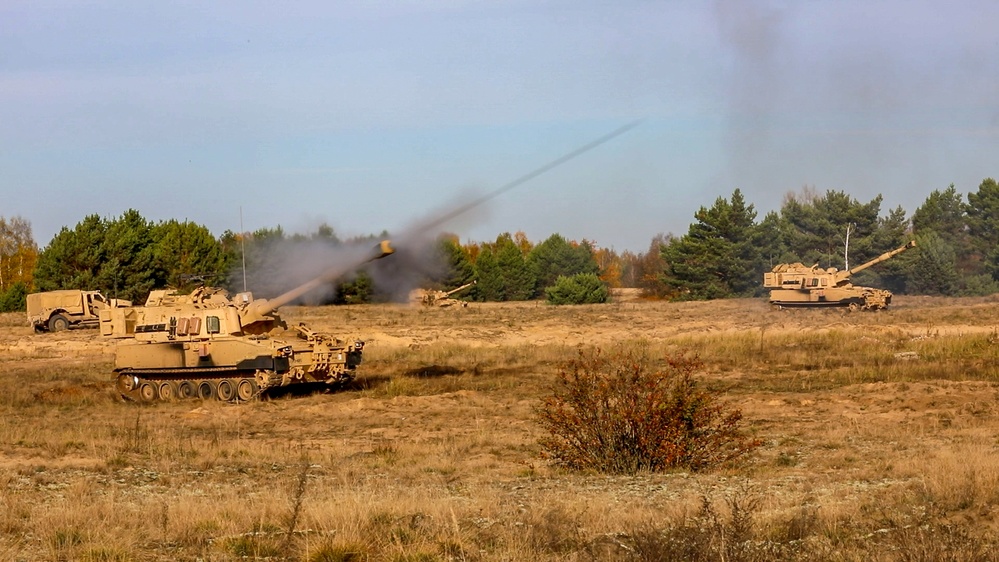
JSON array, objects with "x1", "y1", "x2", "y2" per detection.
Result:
[{"x1": 2, "y1": 178, "x2": 998, "y2": 311}]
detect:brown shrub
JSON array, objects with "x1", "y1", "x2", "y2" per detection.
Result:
[{"x1": 537, "y1": 348, "x2": 759, "y2": 473}]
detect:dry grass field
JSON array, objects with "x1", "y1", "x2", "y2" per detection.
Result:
[{"x1": 3, "y1": 293, "x2": 999, "y2": 561}]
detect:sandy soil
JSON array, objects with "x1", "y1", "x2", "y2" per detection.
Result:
[{"x1": 2, "y1": 295, "x2": 999, "y2": 559}]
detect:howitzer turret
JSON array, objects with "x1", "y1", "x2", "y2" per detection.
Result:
[
  {"x1": 764, "y1": 240, "x2": 916, "y2": 310},
  {"x1": 102, "y1": 241, "x2": 395, "y2": 402}
]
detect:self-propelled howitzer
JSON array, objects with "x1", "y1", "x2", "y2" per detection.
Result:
[
  {"x1": 103, "y1": 241, "x2": 395, "y2": 402},
  {"x1": 764, "y1": 240, "x2": 916, "y2": 310},
  {"x1": 415, "y1": 280, "x2": 476, "y2": 308}
]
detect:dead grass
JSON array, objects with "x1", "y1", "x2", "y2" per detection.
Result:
[{"x1": 2, "y1": 296, "x2": 999, "y2": 559}]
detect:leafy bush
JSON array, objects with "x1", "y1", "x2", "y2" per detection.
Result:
[
  {"x1": 537, "y1": 349, "x2": 759, "y2": 473},
  {"x1": 0, "y1": 281, "x2": 28, "y2": 312},
  {"x1": 544, "y1": 273, "x2": 609, "y2": 305},
  {"x1": 961, "y1": 273, "x2": 999, "y2": 297}
]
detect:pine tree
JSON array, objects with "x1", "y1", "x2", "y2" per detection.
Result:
[
  {"x1": 34, "y1": 214, "x2": 108, "y2": 293},
  {"x1": 495, "y1": 233, "x2": 536, "y2": 300},
  {"x1": 152, "y1": 219, "x2": 229, "y2": 290},
  {"x1": 435, "y1": 236, "x2": 476, "y2": 290},
  {"x1": 907, "y1": 232, "x2": 960, "y2": 296},
  {"x1": 661, "y1": 189, "x2": 760, "y2": 299},
  {"x1": 527, "y1": 234, "x2": 599, "y2": 297},
  {"x1": 100, "y1": 209, "x2": 157, "y2": 302},
  {"x1": 473, "y1": 246, "x2": 502, "y2": 301},
  {"x1": 966, "y1": 178, "x2": 999, "y2": 252}
]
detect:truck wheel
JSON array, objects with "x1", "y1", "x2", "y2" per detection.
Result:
[{"x1": 48, "y1": 314, "x2": 70, "y2": 332}]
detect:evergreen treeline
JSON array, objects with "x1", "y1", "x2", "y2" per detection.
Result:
[
  {"x1": 2, "y1": 178, "x2": 999, "y2": 311},
  {"x1": 651, "y1": 180, "x2": 999, "y2": 300}
]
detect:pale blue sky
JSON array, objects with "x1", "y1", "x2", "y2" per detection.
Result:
[{"x1": 2, "y1": 1, "x2": 998, "y2": 252}]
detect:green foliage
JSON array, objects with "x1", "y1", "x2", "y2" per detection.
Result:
[
  {"x1": 495, "y1": 233, "x2": 536, "y2": 300},
  {"x1": 152, "y1": 219, "x2": 228, "y2": 290},
  {"x1": 472, "y1": 246, "x2": 502, "y2": 301},
  {"x1": 756, "y1": 210, "x2": 787, "y2": 268},
  {"x1": 333, "y1": 271, "x2": 374, "y2": 304},
  {"x1": 435, "y1": 236, "x2": 475, "y2": 289},
  {"x1": 537, "y1": 349, "x2": 759, "y2": 474},
  {"x1": 527, "y1": 234, "x2": 599, "y2": 298},
  {"x1": 545, "y1": 273, "x2": 609, "y2": 305},
  {"x1": 961, "y1": 274, "x2": 999, "y2": 297},
  {"x1": 0, "y1": 281, "x2": 28, "y2": 312},
  {"x1": 906, "y1": 232, "x2": 960, "y2": 296},
  {"x1": 473, "y1": 233, "x2": 536, "y2": 301},
  {"x1": 662, "y1": 189, "x2": 761, "y2": 299},
  {"x1": 34, "y1": 211, "x2": 230, "y2": 303},
  {"x1": 101, "y1": 209, "x2": 157, "y2": 302},
  {"x1": 239, "y1": 225, "x2": 287, "y2": 288},
  {"x1": 779, "y1": 189, "x2": 893, "y2": 267},
  {"x1": 913, "y1": 184, "x2": 967, "y2": 242},
  {"x1": 34, "y1": 214, "x2": 106, "y2": 293},
  {"x1": 966, "y1": 177, "x2": 999, "y2": 254}
]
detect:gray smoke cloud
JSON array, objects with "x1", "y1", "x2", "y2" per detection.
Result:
[
  {"x1": 710, "y1": 1, "x2": 999, "y2": 216},
  {"x1": 231, "y1": 122, "x2": 640, "y2": 304},
  {"x1": 232, "y1": 192, "x2": 490, "y2": 304},
  {"x1": 233, "y1": 230, "x2": 442, "y2": 305}
]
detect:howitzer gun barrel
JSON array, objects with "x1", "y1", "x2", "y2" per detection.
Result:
[
  {"x1": 444, "y1": 280, "x2": 476, "y2": 297},
  {"x1": 242, "y1": 241, "x2": 395, "y2": 322},
  {"x1": 835, "y1": 240, "x2": 916, "y2": 283}
]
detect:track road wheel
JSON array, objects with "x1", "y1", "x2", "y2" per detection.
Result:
[
  {"x1": 157, "y1": 381, "x2": 177, "y2": 401},
  {"x1": 177, "y1": 381, "x2": 196, "y2": 399},
  {"x1": 49, "y1": 314, "x2": 70, "y2": 332},
  {"x1": 138, "y1": 382, "x2": 156, "y2": 402},
  {"x1": 197, "y1": 381, "x2": 216, "y2": 400},
  {"x1": 217, "y1": 379, "x2": 235, "y2": 402},
  {"x1": 236, "y1": 379, "x2": 257, "y2": 401}
]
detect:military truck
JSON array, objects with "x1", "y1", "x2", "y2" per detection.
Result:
[{"x1": 27, "y1": 290, "x2": 132, "y2": 332}]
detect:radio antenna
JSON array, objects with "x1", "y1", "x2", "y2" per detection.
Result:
[{"x1": 240, "y1": 206, "x2": 247, "y2": 292}]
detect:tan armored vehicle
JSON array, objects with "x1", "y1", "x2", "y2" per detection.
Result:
[
  {"x1": 102, "y1": 241, "x2": 394, "y2": 402},
  {"x1": 412, "y1": 281, "x2": 476, "y2": 308},
  {"x1": 27, "y1": 290, "x2": 132, "y2": 332},
  {"x1": 764, "y1": 240, "x2": 916, "y2": 310}
]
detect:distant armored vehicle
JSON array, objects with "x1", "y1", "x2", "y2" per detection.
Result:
[
  {"x1": 764, "y1": 240, "x2": 916, "y2": 310},
  {"x1": 102, "y1": 241, "x2": 394, "y2": 402},
  {"x1": 412, "y1": 281, "x2": 476, "y2": 308},
  {"x1": 27, "y1": 290, "x2": 132, "y2": 332}
]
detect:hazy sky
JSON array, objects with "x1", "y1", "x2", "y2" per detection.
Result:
[{"x1": 3, "y1": 1, "x2": 998, "y2": 252}]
